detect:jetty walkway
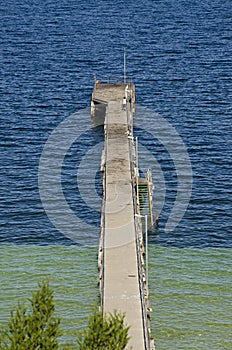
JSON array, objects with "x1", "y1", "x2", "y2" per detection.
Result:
[{"x1": 91, "y1": 80, "x2": 154, "y2": 349}]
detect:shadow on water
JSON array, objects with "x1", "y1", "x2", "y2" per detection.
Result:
[{"x1": 148, "y1": 222, "x2": 232, "y2": 249}]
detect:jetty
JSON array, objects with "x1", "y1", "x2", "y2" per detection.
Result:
[{"x1": 91, "y1": 78, "x2": 154, "y2": 349}]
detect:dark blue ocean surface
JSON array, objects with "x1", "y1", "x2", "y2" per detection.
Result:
[{"x1": 0, "y1": 0, "x2": 231, "y2": 247}]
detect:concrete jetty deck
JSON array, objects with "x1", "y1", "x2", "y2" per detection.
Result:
[{"x1": 92, "y1": 81, "x2": 154, "y2": 349}]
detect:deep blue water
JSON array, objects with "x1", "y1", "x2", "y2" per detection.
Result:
[{"x1": 0, "y1": 0, "x2": 231, "y2": 247}]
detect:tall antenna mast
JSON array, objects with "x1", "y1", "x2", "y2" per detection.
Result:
[{"x1": 124, "y1": 48, "x2": 126, "y2": 83}]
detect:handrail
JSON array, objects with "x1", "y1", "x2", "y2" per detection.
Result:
[
  {"x1": 136, "y1": 222, "x2": 150, "y2": 350},
  {"x1": 127, "y1": 105, "x2": 150, "y2": 349}
]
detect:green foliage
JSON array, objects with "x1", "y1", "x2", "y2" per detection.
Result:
[
  {"x1": 0, "y1": 280, "x2": 60, "y2": 350},
  {"x1": 77, "y1": 309, "x2": 130, "y2": 350},
  {"x1": 0, "y1": 282, "x2": 131, "y2": 350}
]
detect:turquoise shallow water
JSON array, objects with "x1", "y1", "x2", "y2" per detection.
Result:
[
  {"x1": 0, "y1": 244, "x2": 231, "y2": 349},
  {"x1": 0, "y1": 245, "x2": 98, "y2": 347},
  {"x1": 149, "y1": 245, "x2": 231, "y2": 349}
]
